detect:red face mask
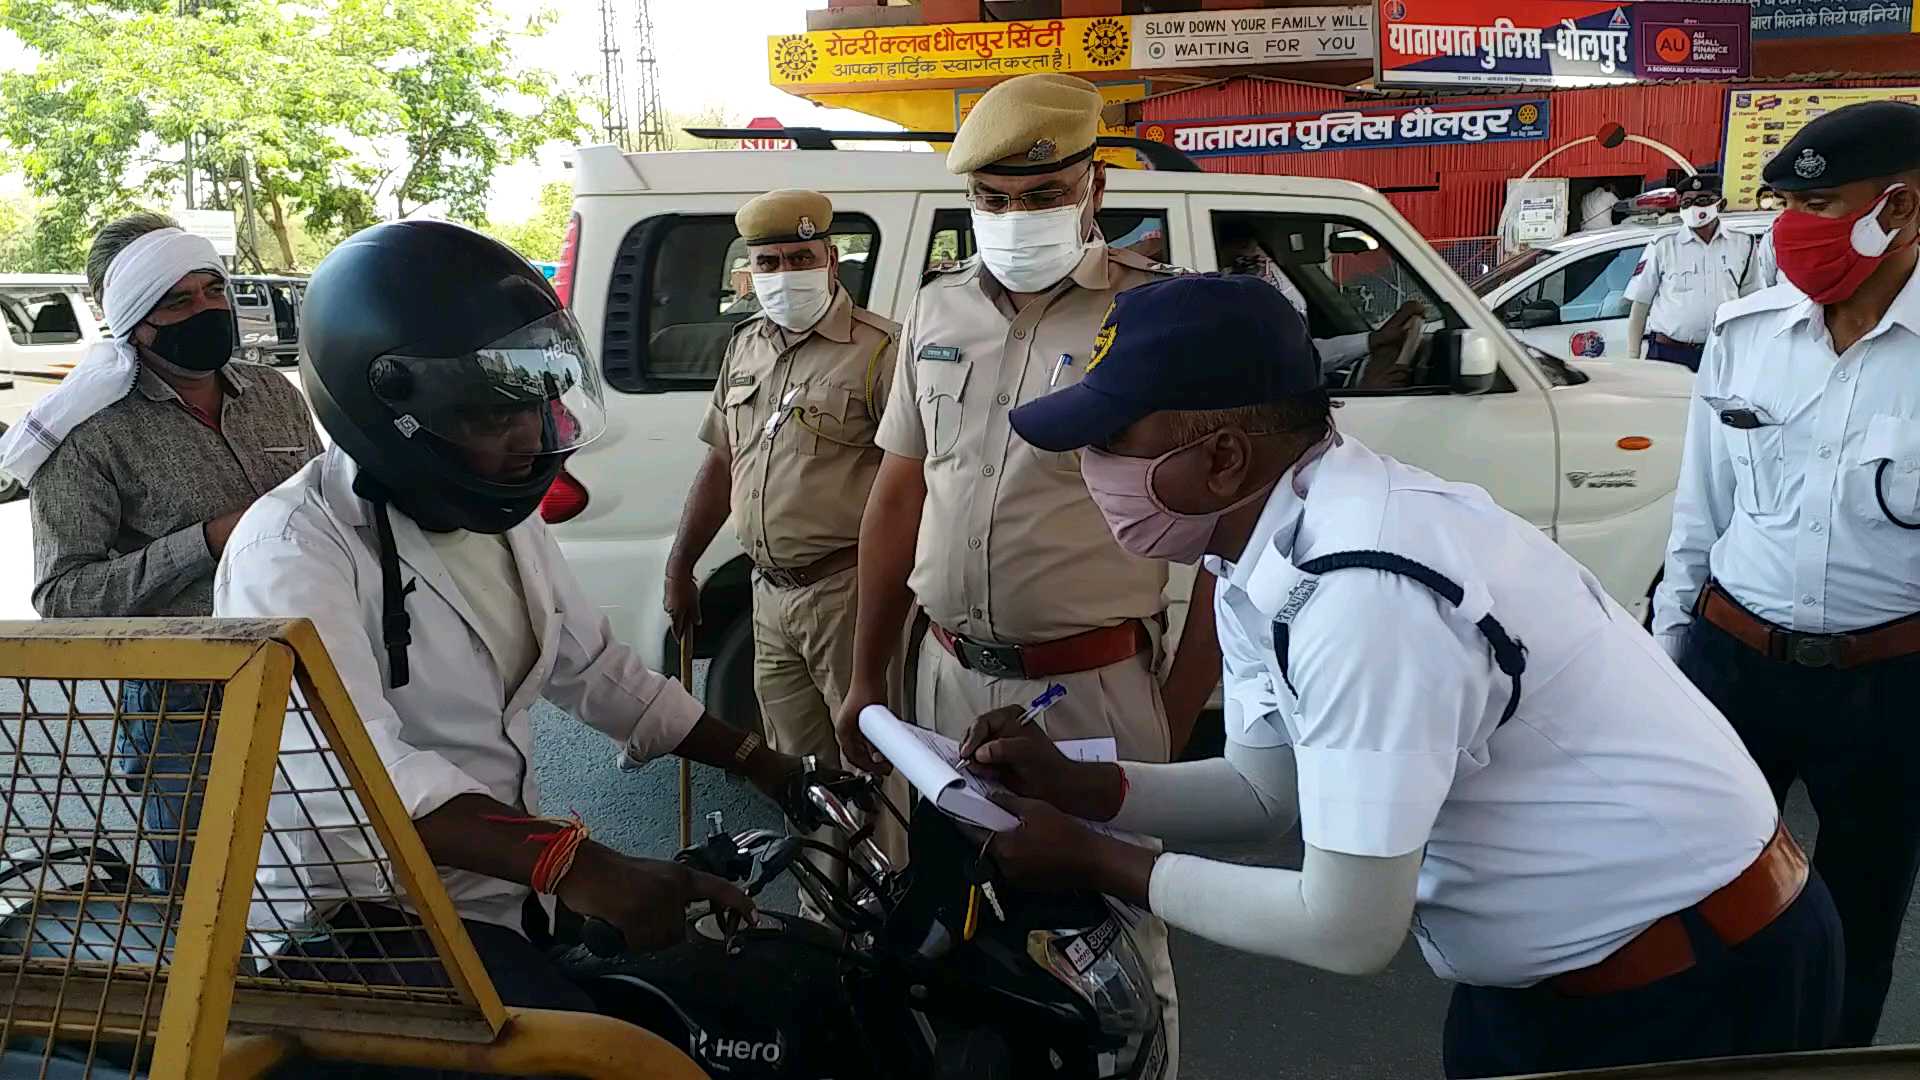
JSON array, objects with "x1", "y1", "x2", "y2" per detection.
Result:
[{"x1": 1772, "y1": 185, "x2": 1911, "y2": 304}]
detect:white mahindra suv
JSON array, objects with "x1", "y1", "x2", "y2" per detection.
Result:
[
  {"x1": 548, "y1": 138, "x2": 1696, "y2": 735},
  {"x1": 1476, "y1": 211, "x2": 1779, "y2": 365}
]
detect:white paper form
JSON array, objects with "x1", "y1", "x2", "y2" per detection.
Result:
[
  {"x1": 859, "y1": 705, "x2": 1019, "y2": 830},
  {"x1": 859, "y1": 706, "x2": 1123, "y2": 833}
]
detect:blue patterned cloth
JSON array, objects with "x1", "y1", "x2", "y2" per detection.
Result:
[{"x1": 116, "y1": 679, "x2": 220, "y2": 891}]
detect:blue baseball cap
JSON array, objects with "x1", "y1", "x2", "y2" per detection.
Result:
[{"x1": 1010, "y1": 273, "x2": 1321, "y2": 453}]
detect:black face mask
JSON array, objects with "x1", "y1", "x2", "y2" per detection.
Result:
[{"x1": 142, "y1": 308, "x2": 234, "y2": 372}]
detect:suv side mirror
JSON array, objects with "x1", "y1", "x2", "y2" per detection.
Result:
[
  {"x1": 1328, "y1": 230, "x2": 1379, "y2": 255},
  {"x1": 1452, "y1": 329, "x2": 1500, "y2": 395},
  {"x1": 1511, "y1": 301, "x2": 1560, "y2": 329}
]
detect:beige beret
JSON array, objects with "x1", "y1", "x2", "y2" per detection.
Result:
[
  {"x1": 736, "y1": 189, "x2": 834, "y2": 245},
  {"x1": 948, "y1": 74, "x2": 1102, "y2": 177}
]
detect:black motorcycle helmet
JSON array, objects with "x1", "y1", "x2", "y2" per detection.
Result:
[{"x1": 302, "y1": 218, "x2": 606, "y2": 534}]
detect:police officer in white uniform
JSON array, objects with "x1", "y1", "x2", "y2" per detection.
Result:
[
  {"x1": 1656, "y1": 100, "x2": 1920, "y2": 1048},
  {"x1": 1625, "y1": 174, "x2": 1768, "y2": 370},
  {"x1": 961, "y1": 273, "x2": 1842, "y2": 1078}
]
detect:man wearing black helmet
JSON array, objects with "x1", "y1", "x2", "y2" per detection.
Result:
[{"x1": 214, "y1": 220, "x2": 817, "y2": 1006}]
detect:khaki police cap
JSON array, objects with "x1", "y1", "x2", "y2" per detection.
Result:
[
  {"x1": 947, "y1": 74, "x2": 1102, "y2": 177},
  {"x1": 736, "y1": 189, "x2": 834, "y2": 245}
]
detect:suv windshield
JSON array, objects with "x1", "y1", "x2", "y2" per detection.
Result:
[{"x1": 1471, "y1": 248, "x2": 1549, "y2": 296}]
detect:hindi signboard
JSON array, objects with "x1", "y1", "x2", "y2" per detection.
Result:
[
  {"x1": 1723, "y1": 85, "x2": 1920, "y2": 207},
  {"x1": 768, "y1": 7, "x2": 1374, "y2": 92},
  {"x1": 1750, "y1": 0, "x2": 1912, "y2": 39},
  {"x1": 1376, "y1": 0, "x2": 1748, "y2": 89},
  {"x1": 1138, "y1": 97, "x2": 1550, "y2": 158}
]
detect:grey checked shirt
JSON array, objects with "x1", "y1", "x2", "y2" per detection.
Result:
[{"x1": 30, "y1": 361, "x2": 322, "y2": 619}]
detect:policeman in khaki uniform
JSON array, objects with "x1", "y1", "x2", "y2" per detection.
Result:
[
  {"x1": 666, "y1": 190, "x2": 899, "y2": 917},
  {"x1": 832, "y1": 73, "x2": 1215, "y2": 1075}
]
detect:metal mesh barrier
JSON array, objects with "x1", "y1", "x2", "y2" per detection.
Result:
[
  {"x1": 0, "y1": 620, "x2": 706, "y2": 1080},
  {"x1": 0, "y1": 676, "x2": 211, "y2": 1077}
]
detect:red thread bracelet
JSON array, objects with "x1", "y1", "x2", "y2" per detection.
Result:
[{"x1": 485, "y1": 811, "x2": 589, "y2": 895}]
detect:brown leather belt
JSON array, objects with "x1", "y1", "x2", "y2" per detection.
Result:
[
  {"x1": 1550, "y1": 821, "x2": 1808, "y2": 997},
  {"x1": 1698, "y1": 580, "x2": 1920, "y2": 669},
  {"x1": 756, "y1": 546, "x2": 857, "y2": 590},
  {"x1": 1648, "y1": 331, "x2": 1704, "y2": 348},
  {"x1": 929, "y1": 619, "x2": 1150, "y2": 680}
]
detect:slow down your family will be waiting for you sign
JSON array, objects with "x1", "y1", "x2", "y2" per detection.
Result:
[
  {"x1": 1139, "y1": 98, "x2": 1551, "y2": 158},
  {"x1": 1376, "y1": 0, "x2": 1751, "y2": 88}
]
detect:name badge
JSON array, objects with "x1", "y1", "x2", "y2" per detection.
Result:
[
  {"x1": 918, "y1": 345, "x2": 961, "y2": 363},
  {"x1": 728, "y1": 374, "x2": 755, "y2": 387}
]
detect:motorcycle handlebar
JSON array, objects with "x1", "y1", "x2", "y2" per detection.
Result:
[{"x1": 575, "y1": 776, "x2": 897, "y2": 959}]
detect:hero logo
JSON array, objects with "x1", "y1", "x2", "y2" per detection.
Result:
[{"x1": 693, "y1": 1028, "x2": 785, "y2": 1070}]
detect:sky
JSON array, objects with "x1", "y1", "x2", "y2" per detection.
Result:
[
  {"x1": 487, "y1": 0, "x2": 902, "y2": 218},
  {"x1": 0, "y1": 0, "x2": 900, "y2": 222}
]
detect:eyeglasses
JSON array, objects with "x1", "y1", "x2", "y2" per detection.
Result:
[
  {"x1": 966, "y1": 170, "x2": 1092, "y2": 215},
  {"x1": 1680, "y1": 193, "x2": 1721, "y2": 208}
]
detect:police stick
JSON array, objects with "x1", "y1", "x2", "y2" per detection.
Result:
[{"x1": 678, "y1": 627, "x2": 695, "y2": 850}]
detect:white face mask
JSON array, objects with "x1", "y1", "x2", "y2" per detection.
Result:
[
  {"x1": 1681, "y1": 203, "x2": 1721, "y2": 229},
  {"x1": 752, "y1": 269, "x2": 834, "y2": 332},
  {"x1": 971, "y1": 196, "x2": 1090, "y2": 293}
]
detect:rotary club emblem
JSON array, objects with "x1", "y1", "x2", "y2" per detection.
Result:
[
  {"x1": 773, "y1": 35, "x2": 818, "y2": 82},
  {"x1": 1082, "y1": 17, "x2": 1129, "y2": 67}
]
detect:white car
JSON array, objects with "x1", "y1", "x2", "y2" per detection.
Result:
[
  {"x1": 0, "y1": 275, "x2": 100, "y2": 381},
  {"x1": 1476, "y1": 212, "x2": 1779, "y2": 365},
  {"x1": 553, "y1": 141, "x2": 1696, "y2": 732}
]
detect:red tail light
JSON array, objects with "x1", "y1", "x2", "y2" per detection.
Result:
[
  {"x1": 553, "y1": 212, "x2": 581, "y2": 308},
  {"x1": 540, "y1": 468, "x2": 590, "y2": 524}
]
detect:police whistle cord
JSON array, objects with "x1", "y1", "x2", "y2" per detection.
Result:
[
  {"x1": 483, "y1": 811, "x2": 589, "y2": 894},
  {"x1": 1273, "y1": 550, "x2": 1527, "y2": 726}
]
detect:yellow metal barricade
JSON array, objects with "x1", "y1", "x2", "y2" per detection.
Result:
[{"x1": 0, "y1": 618, "x2": 707, "y2": 1079}]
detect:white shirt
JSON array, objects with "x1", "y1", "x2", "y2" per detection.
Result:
[
  {"x1": 1654, "y1": 271, "x2": 1920, "y2": 653},
  {"x1": 1756, "y1": 225, "x2": 1781, "y2": 289},
  {"x1": 216, "y1": 447, "x2": 703, "y2": 936},
  {"x1": 1227, "y1": 250, "x2": 1371, "y2": 373},
  {"x1": 426, "y1": 528, "x2": 539, "y2": 701},
  {"x1": 1579, "y1": 187, "x2": 1619, "y2": 232},
  {"x1": 1623, "y1": 224, "x2": 1767, "y2": 343},
  {"x1": 1207, "y1": 436, "x2": 1775, "y2": 986}
]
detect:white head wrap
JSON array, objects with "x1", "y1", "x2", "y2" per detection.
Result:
[{"x1": 0, "y1": 227, "x2": 226, "y2": 483}]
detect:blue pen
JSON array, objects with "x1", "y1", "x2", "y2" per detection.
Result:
[
  {"x1": 1019, "y1": 682, "x2": 1068, "y2": 727},
  {"x1": 961, "y1": 683, "x2": 1067, "y2": 769},
  {"x1": 1049, "y1": 353, "x2": 1073, "y2": 388}
]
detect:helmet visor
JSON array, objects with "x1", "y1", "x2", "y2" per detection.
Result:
[{"x1": 370, "y1": 309, "x2": 606, "y2": 473}]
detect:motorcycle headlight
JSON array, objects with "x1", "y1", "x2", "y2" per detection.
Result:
[{"x1": 1028, "y1": 914, "x2": 1164, "y2": 1078}]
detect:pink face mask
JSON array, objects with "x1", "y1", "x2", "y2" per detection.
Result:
[{"x1": 1081, "y1": 436, "x2": 1278, "y2": 564}]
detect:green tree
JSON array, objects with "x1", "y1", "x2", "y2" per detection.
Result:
[
  {"x1": 484, "y1": 179, "x2": 573, "y2": 263},
  {"x1": 0, "y1": 195, "x2": 36, "y2": 272},
  {"x1": 0, "y1": 0, "x2": 588, "y2": 272},
  {"x1": 665, "y1": 106, "x2": 743, "y2": 151}
]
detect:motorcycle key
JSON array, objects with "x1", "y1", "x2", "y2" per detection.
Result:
[{"x1": 970, "y1": 836, "x2": 1007, "y2": 923}]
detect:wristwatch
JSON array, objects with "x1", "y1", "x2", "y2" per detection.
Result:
[{"x1": 733, "y1": 731, "x2": 763, "y2": 766}]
